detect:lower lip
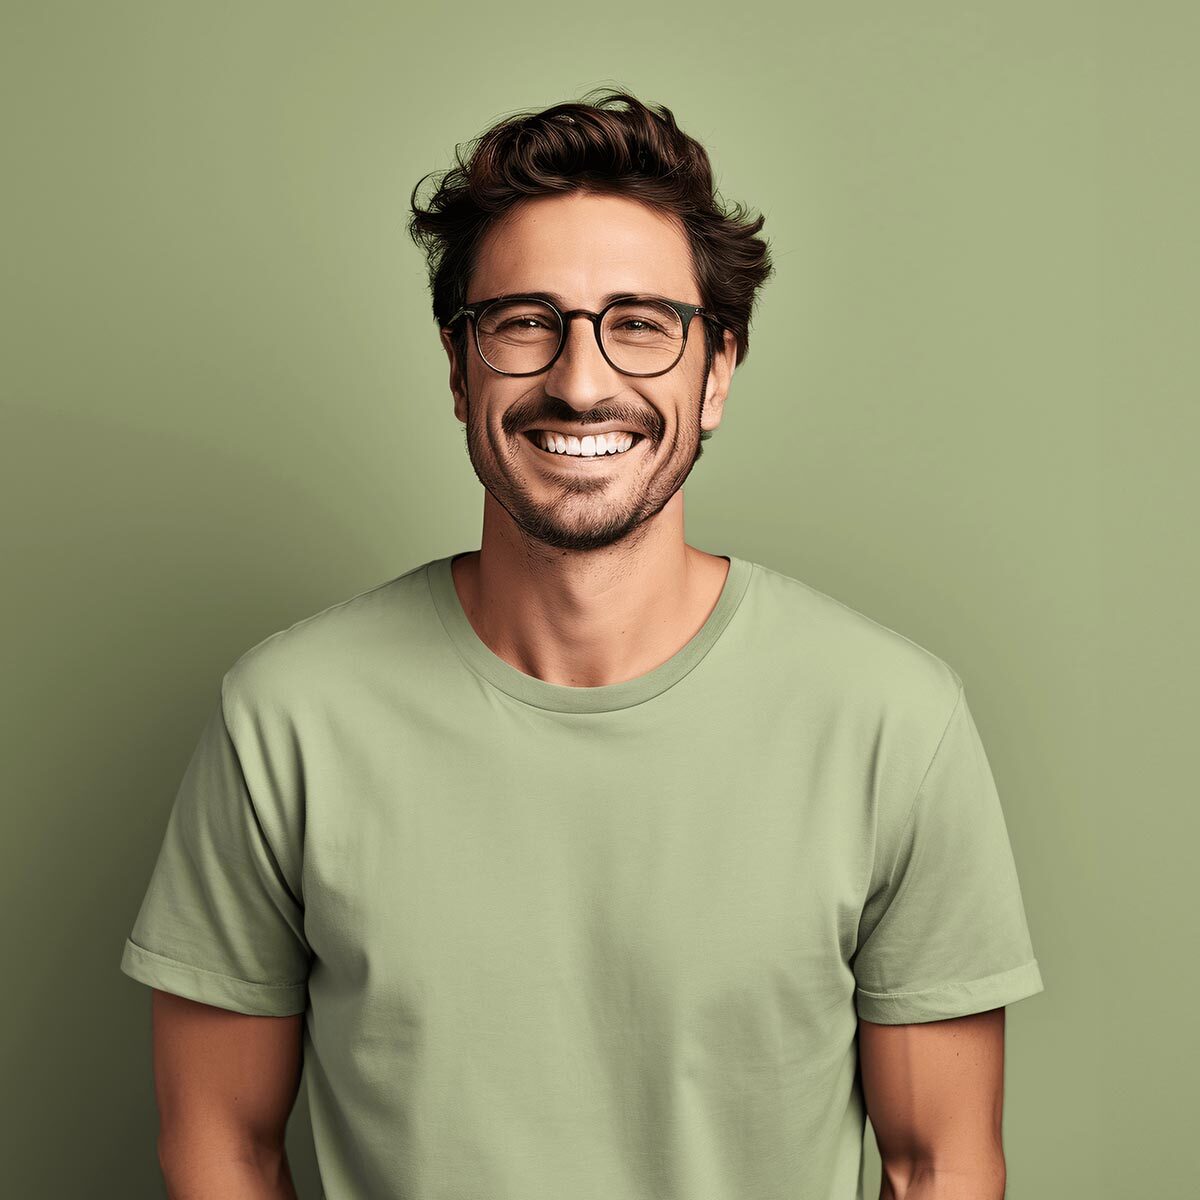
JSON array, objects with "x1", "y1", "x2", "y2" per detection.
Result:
[{"x1": 521, "y1": 431, "x2": 646, "y2": 465}]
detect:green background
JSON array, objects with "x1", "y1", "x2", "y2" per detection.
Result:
[{"x1": 2, "y1": 2, "x2": 1191, "y2": 1196}]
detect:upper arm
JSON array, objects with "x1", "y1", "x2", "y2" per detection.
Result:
[
  {"x1": 152, "y1": 988, "x2": 304, "y2": 1158},
  {"x1": 121, "y1": 689, "x2": 312, "y2": 1017},
  {"x1": 852, "y1": 683, "x2": 1044, "y2": 1025},
  {"x1": 858, "y1": 1007, "x2": 1006, "y2": 1177}
]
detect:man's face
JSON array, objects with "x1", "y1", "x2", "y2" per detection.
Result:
[{"x1": 440, "y1": 191, "x2": 736, "y2": 553}]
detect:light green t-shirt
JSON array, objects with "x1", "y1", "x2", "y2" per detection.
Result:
[{"x1": 121, "y1": 552, "x2": 1044, "y2": 1200}]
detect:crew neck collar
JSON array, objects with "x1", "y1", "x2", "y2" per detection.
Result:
[{"x1": 426, "y1": 551, "x2": 754, "y2": 713}]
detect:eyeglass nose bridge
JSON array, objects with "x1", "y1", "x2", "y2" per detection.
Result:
[{"x1": 546, "y1": 307, "x2": 615, "y2": 372}]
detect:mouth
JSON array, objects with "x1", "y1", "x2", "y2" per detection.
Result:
[{"x1": 521, "y1": 429, "x2": 647, "y2": 462}]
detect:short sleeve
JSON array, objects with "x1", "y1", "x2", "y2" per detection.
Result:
[
  {"x1": 852, "y1": 682, "x2": 1045, "y2": 1023},
  {"x1": 119, "y1": 685, "x2": 311, "y2": 1016}
]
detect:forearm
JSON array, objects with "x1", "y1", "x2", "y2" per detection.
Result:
[
  {"x1": 880, "y1": 1159, "x2": 1006, "y2": 1200},
  {"x1": 159, "y1": 1139, "x2": 299, "y2": 1199}
]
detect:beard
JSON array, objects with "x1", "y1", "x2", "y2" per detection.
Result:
[{"x1": 460, "y1": 344, "x2": 714, "y2": 554}]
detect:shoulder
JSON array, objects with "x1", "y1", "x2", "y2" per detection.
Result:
[
  {"x1": 744, "y1": 559, "x2": 970, "y2": 854},
  {"x1": 745, "y1": 558, "x2": 963, "y2": 734},
  {"x1": 220, "y1": 559, "x2": 434, "y2": 725}
]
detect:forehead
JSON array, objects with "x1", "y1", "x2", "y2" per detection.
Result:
[{"x1": 469, "y1": 191, "x2": 699, "y2": 304}]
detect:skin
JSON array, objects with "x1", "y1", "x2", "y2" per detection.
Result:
[
  {"x1": 150, "y1": 188, "x2": 1009, "y2": 1198},
  {"x1": 859, "y1": 1008, "x2": 1009, "y2": 1198},
  {"x1": 437, "y1": 190, "x2": 738, "y2": 689},
  {"x1": 151, "y1": 989, "x2": 302, "y2": 1198}
]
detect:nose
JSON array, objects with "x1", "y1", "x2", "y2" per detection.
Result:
[{"x1": 543, "y1": 314, "x2": 621, "y2": 412}]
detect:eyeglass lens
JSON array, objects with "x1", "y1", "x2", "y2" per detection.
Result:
[{"x1": 475, "y1": 298, "x2": 685, "y2": 375}]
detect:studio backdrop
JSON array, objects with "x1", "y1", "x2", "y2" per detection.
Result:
[{"x1": 3, "y1": 3, "x2": 1189, "y2": 1198}]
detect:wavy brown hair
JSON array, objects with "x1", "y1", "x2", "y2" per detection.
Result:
[{"x1": 407, "y1": 88, "x2": 774, "y2": 377}]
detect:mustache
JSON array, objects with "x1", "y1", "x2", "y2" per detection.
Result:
[{"x1": 502, "y1": 403, "x2": 662, "y2": 440}]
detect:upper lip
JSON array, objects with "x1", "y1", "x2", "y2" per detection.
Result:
[{"x1": 523, "y1": 425, "x2": 643, "y2": 437}]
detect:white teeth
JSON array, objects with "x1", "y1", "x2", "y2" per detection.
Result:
[{"x1": 535, "y1": 430, "x2": 636, "y2": 456}]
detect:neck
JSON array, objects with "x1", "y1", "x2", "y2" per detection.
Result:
[{"x1": 451, "y1": 492, "x2": 730, "y2": 688}]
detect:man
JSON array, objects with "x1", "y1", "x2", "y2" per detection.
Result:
[{"x1": 121, "y1": 90, "x2": 1044, "y2": 1200}]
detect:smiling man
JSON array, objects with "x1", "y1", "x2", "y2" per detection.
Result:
[{"x1": 121, "y1": 90, "x2": 1045, "y2": 1200}]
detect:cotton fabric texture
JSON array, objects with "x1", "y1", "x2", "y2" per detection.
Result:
[{"x1": 121, "y1": 552, "x2": 1044, "y2": 1200}]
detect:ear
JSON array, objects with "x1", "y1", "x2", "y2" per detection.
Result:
[
  {"x1": 700, "y1": 328, "x2": 737, "y2": 434},
  {"x1": 440, "y1": 327, "x2": 469, "y2": 423}
]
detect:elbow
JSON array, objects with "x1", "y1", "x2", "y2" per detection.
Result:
[
  {"x1": 156, "y1": 1128, "x2": 289, "y2": 1194},
  {"x1": 880, "y1": 1155, "x2": 1007, "y2": 1199}
]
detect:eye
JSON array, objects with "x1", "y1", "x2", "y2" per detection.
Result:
[{"x1": 497, "y1": 315, "x2": 553, "y2": 331}]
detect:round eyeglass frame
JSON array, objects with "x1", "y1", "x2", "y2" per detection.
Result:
[{"x1": 442, "y1": 293, "x2": 725, "y2": 378}]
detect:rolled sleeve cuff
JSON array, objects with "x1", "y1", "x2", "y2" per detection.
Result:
[
  {"x1": 120, "y1": 937, "x2": 308, "y2": 1017},
  {"x1": 855, "y1": 958, "x2": 1044, "y2": 1024}
]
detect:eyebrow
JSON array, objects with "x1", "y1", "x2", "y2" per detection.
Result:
[{"x1": 497, "y1": 290, "x2": 649, "y2": 306}]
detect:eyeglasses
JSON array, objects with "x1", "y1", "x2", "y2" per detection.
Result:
[{"x1": 443, "y1": 293, "x2": 723, "y2": 378}]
